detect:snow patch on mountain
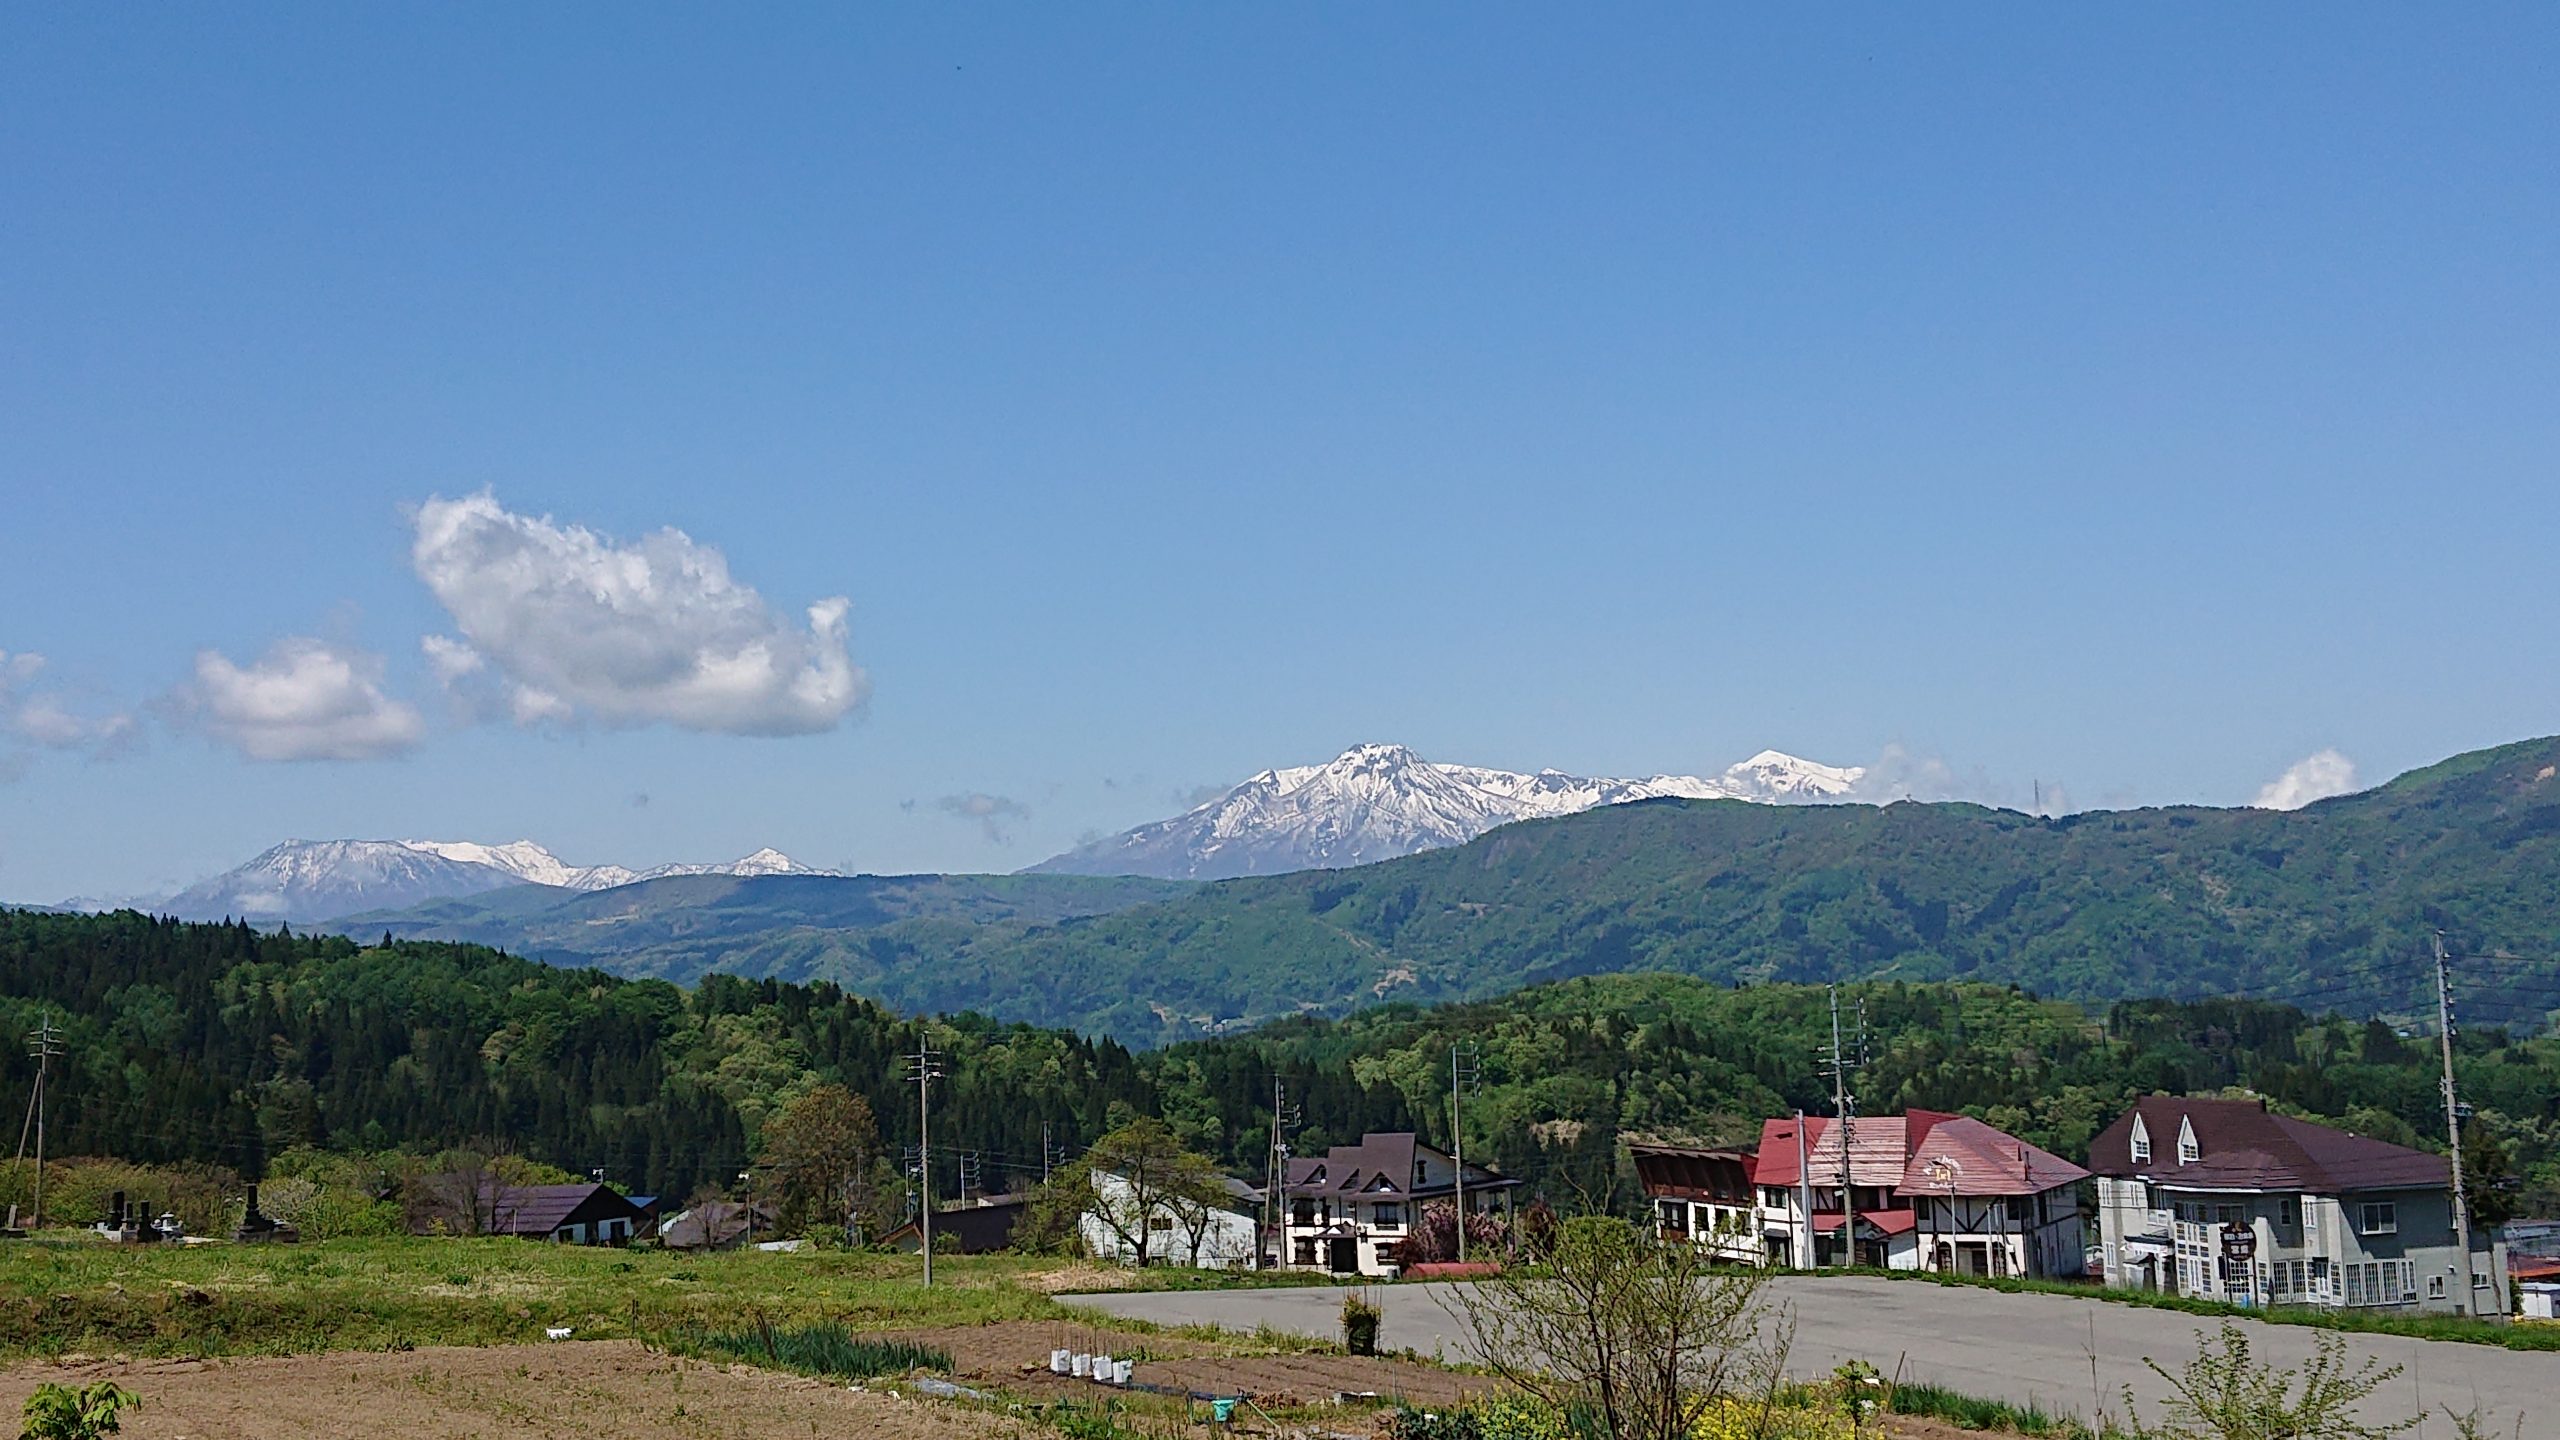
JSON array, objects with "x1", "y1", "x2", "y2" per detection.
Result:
[
  {"x1": 1030, "y1": 742, "x2": 1870, "y2": 881},
  {"x1": 146, "y1": 839, "x2": 829, "y2": 922}
]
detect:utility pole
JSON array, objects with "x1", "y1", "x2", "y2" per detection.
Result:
[
  {"x1": 1451, "y1": 1042, "x2": 1480, "y2": 1264},
  {"x1": 1822, "y1": 986, "x2": 1864, "y2": 1268},
  {"x1": 2434, "y1": 933, "x2": 2479, "y2": 1313},
  {"x1": 16, "y1": 1012, "x2": 61, "y2": 1230},
  {"x1": 907, "y1": 1045, "x2": 944, "y2": 1287},
  {"x1": 1264, "y1": 1076, "x2": 1299, "y2": 1270}
]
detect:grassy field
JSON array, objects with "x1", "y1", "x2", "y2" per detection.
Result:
[{"x1": 0, "y1": 1235, "x2": 1101, "y2": 1359}]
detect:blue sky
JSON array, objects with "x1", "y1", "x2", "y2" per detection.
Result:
[{"x1": 4, "y1": 6, "x2": 2556, "y2": 901}]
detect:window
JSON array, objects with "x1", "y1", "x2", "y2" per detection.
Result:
[
  {"x1": 2359, "y1": 1202, "x2": 2397, "y2": 1236},
  {"x1": 2177, "y1": 1116, "x2": 2200, "y2": 1164},
  {"x1": 1148, "y1": 1215, "x2": 1173, "y2": 1231},
  {"x1": 1373, "y1": 1203, "x2": 1404, "y2": 1230},
  {"x1": 1292, "y1": 1238, "x2": 1316, "y2": 1265},
  {"x1": 2278, "y1": 1198, "x2": 2298, "y2": 1229},
  {"x1": 2130, "y1": 1116, "x2": 2152, "y2": 1165},
  {"x1": 2342, "y1": 1260, "x2": 2416, "y2": 1307},
  {"x1": 1657, "y1": 1199, "x2": 1685, "y2": 1231},
  {"x1": 2303, "y1": 1199, "x2": 2319, "y2": 1236},
  {"x1": 2213, "y1": 1204, "x2": 2243, "y2": 1228},
  {"x1": 2006, "y1": 1196, "x2": 2032, "y2": 1223},
  {"x1": 2428, "y1": 1276, "x2": 2446, "y2": 1299},
  {"x1": 1290, "y1": 1200, "x2": 1319, "y2": 1227},
  {"x1": 1762, "y1": 1187, "x2": 1788, "y2": 1209}
]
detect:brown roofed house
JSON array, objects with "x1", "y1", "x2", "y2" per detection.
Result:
[
  {"x1": 1276, "y1": 1132, "x2": 1517, "y2": 1277},
  {"x1": 2087, "y1": 1096, "x2": 2504, "y2": 1316}
]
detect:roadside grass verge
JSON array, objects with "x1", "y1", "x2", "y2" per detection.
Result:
[
  {"x1": 1831, "y1": 1266, "x2": 2555, "y2": 1352},
  {"x1": 1886, "y1": 1379, "x2": 2104, "y2": 1437}
]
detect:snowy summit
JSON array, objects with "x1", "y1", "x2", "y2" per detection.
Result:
[
  {"x1": 148, "y1": 839, "x2": 830, "y2": 923},
  {"x1": 1029, "y1": 742, "x2": 1868, "y2": 881}
]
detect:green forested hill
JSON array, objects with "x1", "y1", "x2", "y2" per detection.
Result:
[
  {"x1": 4, "y1": 911, "x2": 2558, "y2": 1217},
  {"x1": 354, "y1": 735, "x2": 2560, "y2": 1045}
]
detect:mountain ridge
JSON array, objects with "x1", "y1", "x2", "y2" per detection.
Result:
[
  {"x1": 337, "y1": 734, "x2": 2560, "y2": 1047},
  {"x1": 149, "y1": 838, "x2": 829, "y2": 923},
  {"x1": 1028, "y1": 741, "x2": 1866, "y2": 880}
]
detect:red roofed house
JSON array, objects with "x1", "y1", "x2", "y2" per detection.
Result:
[
  {"x1": 2089, "y1": 1096, "x2": 2506, "y2": 1316},
  {"x1": 1690, "y1": 1111, "x2": 2086, "y2": 1276}
]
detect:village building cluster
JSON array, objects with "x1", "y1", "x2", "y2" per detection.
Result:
[{"x1": 366, "y1": 1095, "x2": 2517, "y2": 1318}]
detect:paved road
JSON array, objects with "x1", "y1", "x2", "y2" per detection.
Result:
[{"x1": 1067, "y1": 1279, "x2": 2559, "y2": 1435}]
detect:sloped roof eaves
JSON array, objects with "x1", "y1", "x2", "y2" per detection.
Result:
[
  {"x1": 1901, "y1": 1117, "x2": 2090, "y2": 1196},
  {"x1": 1757, "y1": 1116, "x2": 1908, "y2": 1188},
  {"x1": 2088, "y1": 1098, "x2": 2450, "y2": 1193},
  {"x1": 482, "y1": 1183, "x2": 638, "y2": 1236}
]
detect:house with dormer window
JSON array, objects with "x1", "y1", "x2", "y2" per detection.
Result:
[
  {"x1": 2091, "y1": 1096, "x2": 2506, "y2": 1316},
  {"x1": 1275, "y1": 1131, "x2": 1515, "y2": 1276}
]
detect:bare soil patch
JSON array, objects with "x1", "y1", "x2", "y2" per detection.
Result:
[
  {"x1": 894, "y1": 1319, "x2": 1490, "y2": 1409},
  {"x1": 0, "y1": 1340, "x2": 1022, "y2": 1440}
]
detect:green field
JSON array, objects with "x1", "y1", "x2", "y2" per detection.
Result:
[{"x1": 0, "y1": 1236, "x2": 1087, "y2": 1359}]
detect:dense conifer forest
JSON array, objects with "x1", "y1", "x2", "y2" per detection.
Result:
[{"x1": 3, "y1": 909, "x2": 2556, "y2": 1218}]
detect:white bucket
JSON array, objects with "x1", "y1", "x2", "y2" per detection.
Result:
[
  {"x1": 1050, "y1": 1349, "x2": 1070, "y2": 1374},
  {"x1": 1070, "y1": 1353, "x2": 1090, "y2": 1378}
]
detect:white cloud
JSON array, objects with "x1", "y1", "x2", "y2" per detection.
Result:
[
  {"x1": 189, "y1": 637, "x2": 426, "y2": 762},
  {"x1": 420, "y1": 633, "x2": 484, "y2": 684},
  {"x1": 2254, "y1": 749, "x2": 2360, "y2": 810},
  {"x1": 13, "y1": 695, "x2": 94, "y2": 749},
  {"x1": 0, "y1": 650, "x2": 142, "y2": 765},
  {"x1": 409, "y1": 493, "x2": 866, "y2": 736}
]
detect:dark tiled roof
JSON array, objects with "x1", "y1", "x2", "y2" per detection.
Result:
[
  {"x1": 1281, "y1": 1131, "x2": 1514, "y2": 1196},
  {"x1": 1285, "y1": 1132, "x2": 1420, "y2": 1195},
  {"x1": 482, "y1": 1183, "x2": 641, "y2": 1236},
  {"x1": 1629, "y1": 1144, "x2": 1758, "y2": 1203},
  {"x1": 2087, "y1": 1097, "x2": 2449, "y2": 1193}
]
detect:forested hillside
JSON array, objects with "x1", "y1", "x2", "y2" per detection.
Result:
[
  {"x1": 362, "y1": 735, "x2": 2560, "y2": 1045},
  {"x1": 6, "y1": 910, "x2": 2558, "y2": 1219}
]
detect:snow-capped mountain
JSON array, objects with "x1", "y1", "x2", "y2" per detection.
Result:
[
  {"x1": 1029, "y1": 743, "x2": 1869, "y2": 881},
  {"x1": 151, "y1": 839, "x2": 829, "y2": 923}
]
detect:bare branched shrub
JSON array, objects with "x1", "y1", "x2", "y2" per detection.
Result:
[{"x1": 1448, "y1": 1213, "x2": 1782, "y2": 1440}]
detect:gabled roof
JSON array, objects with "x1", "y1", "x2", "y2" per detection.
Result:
[
  {"x1": 1285, "y1": 1132, "x2": 1420, "y2": 1195},
  {"x1": 1755, "y1": 1112, "x2": 1955, "y2": 1190},
  {"x1": 2088, "y1": 1097, "x2": 2449, "y2": 1194},
  {"x1": 481, "y1": 1182, "x2": 641, "y2": 1236},
  {"x1": 1901, "y1": 1116, "x2": 2089, "y2": 1197},
  {"x1": 1280, "y1": 1131, "x2": 1514, "y2": 1196}
]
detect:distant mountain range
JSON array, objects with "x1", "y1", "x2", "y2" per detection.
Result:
[
  {"x1": 322, "y1": 736, "x2": 2560, "y2": 1047},
  {"x1": 1029, "y1": 742, "x2": 1866, "y2": 879},
  {"x1": 91, "y1": 741, "x2": 1865, "y2": 919},
  {"x1": 142, "y1": 839, "x2": 825, "y2": 923}
]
